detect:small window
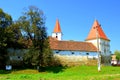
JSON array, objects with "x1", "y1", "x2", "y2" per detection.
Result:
[
  {"x1": 56, "y1": 51, "x2": 59, "y2": 54},
  {"x1": 56, "y1": 36, "x2": 58, "y2": 38},
  {"x1": 72, "y1": 52, "x2": 74, "y2": 54},
  {"x1": 56, "y1": 50, "x2": 60, "y2": 54},
  {"x1": 86, "y1": 53, "x2": 89, "y2": 55},
  {"x1": 18, "y1": 56, "x2": 21, "y2": 59}
]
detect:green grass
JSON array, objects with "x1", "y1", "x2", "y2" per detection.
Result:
[{"x1": 0, "y1": 66, "x2": 120, "y2": 80}]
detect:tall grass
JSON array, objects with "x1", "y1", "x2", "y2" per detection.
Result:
[{"x1": 0, "y1": 66, "x2": 120, "y2": 80}]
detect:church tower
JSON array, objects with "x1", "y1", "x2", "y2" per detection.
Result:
[
  {"x1": 52, "y1": 19, "x2": 62, "y2": 40},
  {"x1": 85, "y1": 20, "x2": 110, "y2": 56}
]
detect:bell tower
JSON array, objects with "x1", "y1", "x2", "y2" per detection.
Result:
[
  {"x1": 85, "y1": 20, "x2": 110, "y2": 56},
  {"x1": 52, "y1": 19, "x2": 62, "y2": 40}
]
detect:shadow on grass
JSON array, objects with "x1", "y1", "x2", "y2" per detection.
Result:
[
  {"x1": 0, "y1": 65, "x2": 32, "y2": 74},
  {"x1": 0, "y1": 65, "x2": 67, "y2": 74},
  {"x1": 42, "y1": 66, "x2": 67, "y2": 73},
  {"x1": 0, "y1": 70, "x2": 12, "y2": 74}
]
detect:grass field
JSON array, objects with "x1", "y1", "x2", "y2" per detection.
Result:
[{"x1": 0, "y1": 66, "x2": 120, "y2": 80}]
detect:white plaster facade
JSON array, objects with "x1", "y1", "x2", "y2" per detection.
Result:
[
  {"x1": 53, "y1": 50, "x2": 98, "y2": 59},
  {"x1": 52, "y1": 32, "x2": 62, "y2": 40},
  {"x1": 7, "y1": 48, "x2": 28, "y2": 61},
  {"x1": 86, "y1": 39, "x2": 110, "y2": 56}
]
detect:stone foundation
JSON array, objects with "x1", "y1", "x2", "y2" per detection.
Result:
[{"x1": 54, "y1": 54, "x2": 97, "y2": 66}]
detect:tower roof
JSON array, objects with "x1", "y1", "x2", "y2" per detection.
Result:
[
  {"x1": 53, "y1": 19, "x2": 62, "y2": 33},
  {"x1": 86, "y1": 20, "x2": 110, "y2": 41}
]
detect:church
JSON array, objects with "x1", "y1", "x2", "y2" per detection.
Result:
[
  {"x1": 6, "y1": 19, "x2": 111, "y2": 67},
  {"x1": 49, "y1": 19, "x2": 111, "y2": 60}
]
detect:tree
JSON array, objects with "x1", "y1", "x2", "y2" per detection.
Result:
[
  {"x1": 0, "y1": 8, "x2": 13, "y2": 68},
  {"x1": 114, "y1": 50, "x2": 120, "y2": 61},
  {"x1": 0, "y1": 9, "x2": 12, "y2": 28},
  {"x1": 18, "y1": 6, "x2": 53, "y2": 69},
  {"x1": 0, "y1": 8, "x2": 12, "y2": 48},
  {"x1": 8, "y1": 22, "x2": 24, "y2": 49}
]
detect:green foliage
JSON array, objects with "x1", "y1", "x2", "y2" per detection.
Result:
[
  {"x1": 101, "y1": 55, "x2": 111, "y2": 65},
  {"x1": 0, "y1": 7, "x2": 53, "y2": 69},
  {"x1": 23, "y1": 39, "x2": 53, "y2": 68},
  {"x1": 114, "y1": 50, "x2": 120, "y2": 60},
  {"x1": 8, "y1": 22, "x2": 24, "y2": 48},
  {"x1": 18, "y1": 6, "x2": 46, "y2": 43},
  {"x1": 19, "y1": 6, "x2": 53, "y2": 68},
  {"x1": 0, "y1": 8, "x2": 13, "y2": 49},
  {"x1": 0, "y1": 8, "x2": 12, "y2": 28},
  {"x1": 23, "y1": 48, "x2": 40, "y2": 67},
  {"x1": 0, "y1": 8, "x2": 13, "y2": 67}
]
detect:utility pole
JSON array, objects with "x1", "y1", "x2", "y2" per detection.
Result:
[{"x1": 94, "y1": 26, "x2": 101, "y2": 72}]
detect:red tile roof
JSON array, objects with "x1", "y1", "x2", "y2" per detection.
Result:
[
  {"x1": 49, "y1": 37, "x2": 97, "y2": 52},
  {"x1": 86, "y1": 20, "x2": 110, "y2": 41},
  {"x1": 53, "y1": 19, "x2": 62, "y2": 33}
]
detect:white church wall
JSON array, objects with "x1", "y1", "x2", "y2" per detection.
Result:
[
  {"x1": 54, "y1": 53, "x2": 98, "y2": 66},
  {"x1": 57, "y1": 33, "x2": 62, "y2": 40},
  {"x1": 86, "y1": 39, "x2": 99, "y2": 49},
  {"x1": 53, "y1": 50, "x2": 98, "y2": 59},
  {"x1": 51, "y1": 33, "x2": 56, "y2": 37},
  {"x1": 7, "y1": 48, "x2": 29, "y2": 61},
  {"x1": 99, "y1": 39, "x2": 110, "y2": 56},
  {"x1": 86, "y1": 39, "x2": 110, "y2": 56},
  {"x1": 52, "y1": 32, "x2": 62, "y2": 40}
]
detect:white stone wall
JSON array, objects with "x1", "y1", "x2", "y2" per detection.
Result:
[
  {"x1": 86, "y1": 39, "x2": 99, "y2": 49},
  {"x1": 7, "y1": 48, "x2": 28, "y2": 61},
  {"x1": 99, "y1": 39, "x2": 110, "y2": 55},
  {"x1": 54, "y1": 54, "x2": 97, "y2": 66},
  {"x1": 52, "y1": 32, "x2": 62, "y2": 40},
  {"x1": 86, "y1": 39, "x2": 110, "y2": 55},
  {"x1": 53, "y1": 50, "x2": 98, "y2": 59}
]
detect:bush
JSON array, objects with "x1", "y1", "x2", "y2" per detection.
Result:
[
  {"x1": 101, "y1": 55, "x2": 111, "y2": 65},
  {"x1": 114, "y1": 50, "x2": 120, "y2": 61}
]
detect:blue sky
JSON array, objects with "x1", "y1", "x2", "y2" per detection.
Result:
[{"x1": 0, "y1": 0, "x2": 120, "y2": 53}]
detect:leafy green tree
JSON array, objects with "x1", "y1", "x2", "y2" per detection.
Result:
[
  {"x1": 0, "y1": 8, "x2": 12, "y2": 48},
  {"x1": 0, "y1": 8, "x2": 13, "y2": 68},
  {"x1": 9, "y1": 22, "x2": 24, "y2": 49},
  {"x1": 18, "y1": 6, "x2": 53, "y2": 69},
  {"x1": 0, "y1": 9, "x2": 12, "y2": 28},
  {"x1": 114, "y1": 50, "x2": 120, "y2": 61}
]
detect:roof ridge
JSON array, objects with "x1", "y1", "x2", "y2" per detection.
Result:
[{"x1": 57, "y1": 40, "x2": 94, "y2": 44}]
